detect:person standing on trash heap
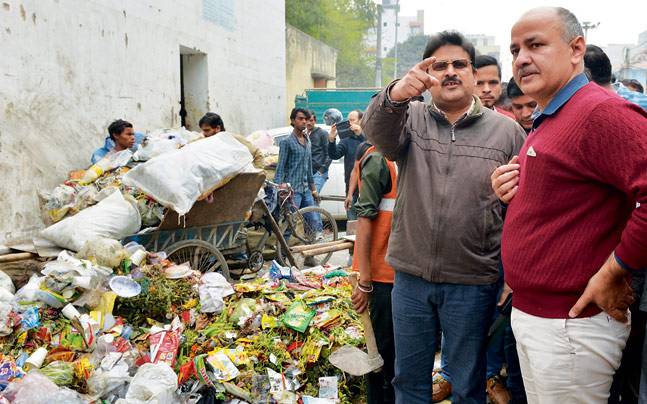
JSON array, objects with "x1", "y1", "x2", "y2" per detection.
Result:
[
  {"x1": 350, "y1": 140, "x2": 397, "y2": 404},
  {"x1": 506, "y1": 78, "x2": 536, "y2": 134},
  {"x1": 328, "y1": 110, "x2": 366, "y2": 221},
  {"x1": 306, "y1": 110, "x2": 332, "y2": 194},
  {"x1": 361, "y1": 30, "x2": 526, "y2": 403},
  {"x1": 491, "y1": 7, "x2": 647, "y2": 403},
  {"x1": 198, "y1": 112, "x2": 265, "y2": 169},
  {"x1": 274, "y1": 108, "x2": 321, "y2": 235},
  {"x1": 90, "y1": 119, "x2": 145, "y2": 164},
  {"x1": 474, "y1": 55, "x2": 516, "y2": 121}
]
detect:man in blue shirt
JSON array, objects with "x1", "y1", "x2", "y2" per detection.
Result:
[
  {"x1": 90, "y1": 119, "x2": 145, "y2": 164},
  {"x1": 274, "y1": 108, "x2": 321, "y2": 236}
]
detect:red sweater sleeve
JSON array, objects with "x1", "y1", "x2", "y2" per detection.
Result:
[{"x1": 579, "y1": 100, "x2": 647, "y2": 269}]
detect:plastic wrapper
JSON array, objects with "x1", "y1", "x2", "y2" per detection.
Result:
[
  {"x1": 230, "y1": 298, "x2": 257, "y2": 327},
  {"x1": 206, "y1": 350, "x2": 239, "y2": 381},
  {"x1": 87, "y1": 356, "x2": 130, "y2": 399},
  {"x1": 80, "y1": 150, "x2": 133, "y2": 185},
  {"x1": 199, "y1": 272, "x2": 235, "y2": 314},
  {"x1": 122, "y1": 132, "x2": 253, "y2": 215},
  {"x1": 137, "y1": 198, "x2": 165, "y2": 227},
  {"x1": 20, "y1": 306, "x2": 40, "y2": 330},
  {"x1": 42, "y1": 251, "x2": 112, "y2": 284},
  {"x1": 38, "y1": 360, "x2": 74, "y2": 386},
  {"x1": 149, "y1": 330, "x2": 180, "y2": 367},
  {"x1": 12, "y1": 275, "x2": 43, "y2": 305},
  {"x1": 40, "y1": 190, "x2": 141, "y2": 252},
  {"x1": 117, "y1": 363, "x2": 178, "y2": 404},
  {"x1": 0, "y1": 271, "x2": 15, "y2": 294},
  {"x1": 282, "y1": 301, "x2": 315, "y2": 333},
  {"x1": 0, "y1": 355, "x2": 24, "y2": 391},
  {"x1": 78, "y1": 238, "x2": 128, "y2": 268},
  {"x1": 39, "y1": 184, "x2": 77, "y2": 224}
]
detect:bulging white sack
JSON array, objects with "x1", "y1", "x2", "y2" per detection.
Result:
[
  {"x1": 40, "y1": 190, "x2": 141, "y2": 252},
  {"x1": 122, "y1": 132, "x2": 253, "y2": 216}
]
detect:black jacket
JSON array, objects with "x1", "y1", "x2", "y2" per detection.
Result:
[
  {"x1": 328, "y1": 133, "x2": 366, "y2": 193},
  {"x1": 309, "y1": 126, "x2": 331, "y2": 174}
]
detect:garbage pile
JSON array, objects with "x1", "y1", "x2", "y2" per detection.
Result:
[
  {"x1": 39, "y1": 130, "x2": 255, "y2": 252},
  {"x1": 0, "y1": 245, "x2": 365, "y2": 403}
]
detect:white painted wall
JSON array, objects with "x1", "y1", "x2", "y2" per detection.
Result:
[{"x1": 0, "y1": 0, "x2": 287, "y2": 243}]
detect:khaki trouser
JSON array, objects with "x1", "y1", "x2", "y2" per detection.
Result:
[{"x1": 511, "y1": 307, "x2": 630, "y2": 403}]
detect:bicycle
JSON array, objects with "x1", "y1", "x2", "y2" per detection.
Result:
[{"x1": 239, "y1": 180, "x2": 338, "y2": 272}]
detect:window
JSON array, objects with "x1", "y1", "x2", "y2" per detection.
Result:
[{"x1": 384, "y1": 22, "x2": 388, "y2": 27}]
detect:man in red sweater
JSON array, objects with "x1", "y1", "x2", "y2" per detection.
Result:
[{"x1": 491, "y1": 6, "x2": 647, "y2": 402}]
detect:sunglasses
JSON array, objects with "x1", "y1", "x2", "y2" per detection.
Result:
[{"x1": 430, "y1": 59, "x2": 472, "y2": 72}]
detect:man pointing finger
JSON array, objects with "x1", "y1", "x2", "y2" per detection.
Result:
[{"x1": 362, "y1": 31, "x2": 526, "y2": 403}]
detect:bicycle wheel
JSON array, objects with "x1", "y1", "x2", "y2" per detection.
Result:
[
  {"x1": 165, "y1": 239, "x2": 231, "y2": 281},
  {"x1": 276, "y1": 206, "x2": 338, "y2": 267}
]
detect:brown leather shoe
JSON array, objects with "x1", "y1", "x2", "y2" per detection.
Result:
[
  {"x1": 487, "y1": 375, "x2": 512, "y2": 404},
  {"x1": 432, "y1": 371, "x2": 452, "y2": 402}
]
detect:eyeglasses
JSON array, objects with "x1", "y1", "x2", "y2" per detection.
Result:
[{"x1": 430, "y1": 59, "x2": 471, "y2": 72}]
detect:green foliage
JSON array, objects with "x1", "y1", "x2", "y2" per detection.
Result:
[
  {"x1": 286, "y1": 0, "x2": 378, "y2": 87},
  {"x1": 386, "y1": 34, "x2": 432, "y2": 78}
]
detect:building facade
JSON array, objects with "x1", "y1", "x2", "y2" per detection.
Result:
[
  {"x1": 0, "y1": 0, "x2": 287, "y2": 243},
  {"x1": 285, "y1": 25, "x2": 337, "y2": 118},
  {"x1": 466, "y1": 34, "x2": 501, "y2": 62}
]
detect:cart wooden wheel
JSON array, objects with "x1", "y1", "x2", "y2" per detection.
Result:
[
  {"x1": 165, "y1": 239, "x2": 231, "y2": 281},
  {"x1": 276, "y1": 206, "x2": 338, "y2": 267}
]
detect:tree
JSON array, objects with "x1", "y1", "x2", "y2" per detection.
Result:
[
  {"x1": 386, "y1": 34, "x2": 431, "y2": 79},
  {"x1": 286, "y1": 0, "x2": 378, "y2": 87}
]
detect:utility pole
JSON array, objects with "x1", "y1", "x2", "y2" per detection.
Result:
[
  {"x1": 375, "y1": 5, "x2": 383, "y2": 87},
  {"x1": 393, "y1": 0, "x2": 400, "y2": 80},
  {"x1": 581, "y1": 21, "x2": 600, "y2": 40}
]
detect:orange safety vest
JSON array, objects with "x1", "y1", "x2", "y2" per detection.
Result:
[{"x1": 352, "y1": 146, "x2": 397, "y2": 283}]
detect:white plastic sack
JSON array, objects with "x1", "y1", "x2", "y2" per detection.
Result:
[
  {"x1": 0, "y1": 288, "x2": 14, "y2": 304},
  {"x1": 132, "y1": 137, "x2": 181, "y2": 162},
  {"x1": 116, "y1": 363, "x2": 178, "y2": 404},
  {"x1": 40, "y1": 191, "x2": 141, "y2": 252},
  {"x1": 0, "y1": 270, "x2": 15, "y2": 293},
  {"x1": 12, "y1": 274, "x2": 44, "y2": 306},
  {"x1": 199, "y1": 272, "x2": 235, "y2": 313},
  {"x1": 122, "y1": 132, "x2": 253, "y2": 215},
  {"x1": 87, "y1": 357, "x2": 131, "y2": 399},
  {"x1": 78, "y1": 238, "x2": 128, "y2": 268},
  {"x1": 1, "y1": 371, "x2": 85, "y2": 404}
]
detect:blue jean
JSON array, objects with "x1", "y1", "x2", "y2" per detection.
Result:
[
  {"x1": 392, "y1": 271, "x2": 498, "y2": 404},
  {"x1": 440, "y1": 286, "x2": 525, "y2": 402},
  {"x1": 292, "y1": 190, "x2": 321, "y2": 232},
  {"x1": 313, "y1": 171, "x2": 328, "y2": 193}
]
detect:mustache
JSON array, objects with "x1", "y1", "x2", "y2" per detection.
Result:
[
  {"x1": 517, "y1": 66, "x2": 539, "y2": 77},
  {"x1": 442, "y1": 76, "x2": 462, "y2": 86}
]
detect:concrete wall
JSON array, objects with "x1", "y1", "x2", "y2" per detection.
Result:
[
  {"x1": 0, "y1": 0, "x2": 286, "y2": 243},
  {"x1": 286, "y1": 25, "x2": 337, "y2": 117}
]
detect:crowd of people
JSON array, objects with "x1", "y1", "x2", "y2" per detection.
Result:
[
  {"x1": 355, "y1": 5, "x2": 646, "y2": 404},
  {"x1": 87, "y1": 6, "x2": 647, "y2": 403}
]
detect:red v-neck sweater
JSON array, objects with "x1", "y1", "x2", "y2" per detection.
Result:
[{"x1": 502, "y1": 83, "x2": 647, "y2": 318}]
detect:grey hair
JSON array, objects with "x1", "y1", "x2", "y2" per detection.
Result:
[{"x1": 555, "y1": 7, "x2": 583, "y2": 42}]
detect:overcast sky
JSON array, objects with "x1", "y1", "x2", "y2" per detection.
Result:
[{"x1": 394, "y1": 0, "x2": 647, "y2": 79}]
